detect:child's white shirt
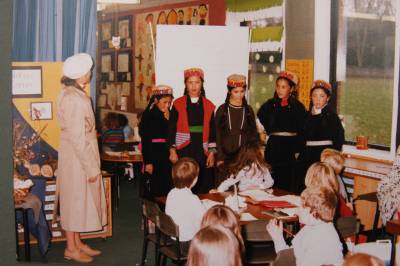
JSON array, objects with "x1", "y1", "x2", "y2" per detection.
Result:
[
  {"x1": 217, "y1": 163, "x2": 274, "y2": 192},
  {"x1": 165, "y1": 187, "x2": 206, "y2": 242},
  {"x1": 273, "y1": 221, "x2": 343, "y2": 266}
]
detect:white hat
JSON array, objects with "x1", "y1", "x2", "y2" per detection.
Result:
[{"x1": 63, "y1": 53, "x2": 93, "y2": 79}]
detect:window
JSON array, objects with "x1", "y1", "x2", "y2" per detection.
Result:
[{"x1": 335, "y1": 0, "x2": 397, "y2": 149}]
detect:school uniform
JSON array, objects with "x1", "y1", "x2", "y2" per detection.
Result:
[
  {"x1": 215, "y1": 103, "x2": 259, "y2": 163},
  {"x1": 295, "y1": 105, "x2": 345, "y2": 194},
  {"x1": 165, "y1": 187, "x2": 206, "y2": 241},
  {"x1": 168, "y1": 95, "x2": 216, "y2": 193},
  {"x1": 139, "y1": 106, "x2": 172, "y2": 197},
  {"x1": 217, "y1": 163, "x2": 274, "y2": 192},
  {"x1": 257, "y1": 97, "x2": 306, "y2": 192}
]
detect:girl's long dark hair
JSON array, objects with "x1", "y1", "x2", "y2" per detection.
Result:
[
  {"x1": 225, "y1": 141, "x2": 269, "y2": 177},
  {"x1": 218, "y1": 85, "x2": 256, "y2": 135},
  {"x1": 183, "y1": 77, "x2": 206, "y2": 97}
]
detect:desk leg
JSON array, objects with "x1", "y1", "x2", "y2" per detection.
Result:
[
  {"x1": 390, "y1": 233, "x2": 396, "y2": 266},
  {"x1": 22, "y1": 209, "x2": 30, "y2": 261}
]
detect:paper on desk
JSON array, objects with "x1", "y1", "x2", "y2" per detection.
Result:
[
  {"x1": 239, "y1": 189, "x2": 274, "y2": 201},
  {"x1": 105, "y1": 151, "x2": 122, "y2": 156},
  {"x1": 269, "y1": 195, "x2": 301, "y2": 206},
  {"x1": 201, "y1": 199, "x2": 221, "y2": 209},
  {"x1": 240, "y1": 212, "x2": 258, "y2": 221},
  {"x1": 275, "y1": 207, "x2": 299, "y2": 217},
  {"x1": 225, "y1": 195, "x2": 247, "y2": 212}
]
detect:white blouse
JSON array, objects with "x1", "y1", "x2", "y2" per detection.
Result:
[
  {"x1": 273, "y1": 221, "x2": 343, "y2": 266},
  {"x1": 217, "y1": 163, "x2": 274, "y2": 192}
]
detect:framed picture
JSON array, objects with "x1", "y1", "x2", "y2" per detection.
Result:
[
  {"x1": 117, "y1": 51, "x2": 132, "y2": 82},
  {"x1": 100, "y1": 20, "x2": 113, "y2": 49},
  {"x1": 12, "y1": 66, "x2": 43, "y2": 98},
  {"x1": 31, "y1": 102, "x2": 52, "y2": 120},
  {"x1": 101, "y1": 53, "x2": 115, "y2": 81},
  {"x1": 118, "y1": 16, "x2": 132, "y2": 48}
]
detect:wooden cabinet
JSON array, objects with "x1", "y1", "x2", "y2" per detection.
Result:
[
  {"x1": 343, "y1": 154, "x2": 392, "y2": 231},
  {"x1": 18, "y1": 176, "x2": 112, "y2": 245}
]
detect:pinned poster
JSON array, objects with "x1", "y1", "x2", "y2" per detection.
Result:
[{"x1": 286, "y1": 59, "x2": 314, "y2": 110}]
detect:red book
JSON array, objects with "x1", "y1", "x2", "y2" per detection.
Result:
[{"x1": 257, "y1": 200, "x2": 296, "y2": 208}]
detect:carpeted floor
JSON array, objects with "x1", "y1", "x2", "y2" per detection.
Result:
[{"x1": 17, "y1": 177, "x2": 160, "y2": 266}]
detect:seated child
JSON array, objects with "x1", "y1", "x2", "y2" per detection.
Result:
[
  {"x1": 321, "y1": 148, "x2": 349, "y2": 201},
  {"x1": 187, "y1": 225, "x2": 242, "y2": 266},
  {"x1": 118, "y1": 113, "x2": 134, "y2": 141},
  {"x1": 215, "y1": 142, "x2": 273, "y2": 192},
  {"x1": 201, "y1": 205, "x2": 244, "y2": 252},
  {"x1": 101, "y1": 112, "x2": 125, "y2": 151},
  {"x1": 165, "y1": 157, "x2": 206, "y2": 242},
  {"x1": 306, "y1": 162, "x2": 353, "y2": 217},
  {"x1": 267, "y1": 186, "x2": 343, "y2": 266}
]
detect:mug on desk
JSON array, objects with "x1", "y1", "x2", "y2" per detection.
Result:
[{"x1": 356, "y1": 135, "x2": 368, "y2": 150}]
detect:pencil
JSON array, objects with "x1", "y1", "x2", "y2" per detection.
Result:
[{"x1": 282, "y1": 227, "x2": 294, "y2": 237}]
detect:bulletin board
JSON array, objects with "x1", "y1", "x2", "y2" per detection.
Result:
[
  {"x1": 134, "y1": 4, "x2": 209, "y2": 110},
  {"x1": 286, "y1": 59, "x2": 314, "y2": 110},
  {"x1": 12, "y1": 62, "x2": 112, "y2": 243}
]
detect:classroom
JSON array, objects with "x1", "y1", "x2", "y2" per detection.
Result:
[{"x1": 1, "y1": 0, "x2": 400, "y2": 265}]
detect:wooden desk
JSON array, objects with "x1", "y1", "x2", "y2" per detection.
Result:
[
  {"x1": 343, "y1": 155, "x2": 393, "y2": 230},
  {"x1": 101, "y1": 152, "x2": 142, "y2": 163},
  {"x1": 156, "y1": 189, "x2": 298, "y2": 223}
]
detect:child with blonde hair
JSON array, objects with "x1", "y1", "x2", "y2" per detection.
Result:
[
  {"x1": 187, "y1": 225, "x2": 242, "y2": 266},
  {"x1": 165, "y1": 157, "x2": 206, "y2": 241},
  {"x1": 200, "y1": 205, "x2": 244, "y2": 252},
  {"x1": 267, "y1": 187, "x2": 343, "y2": 266},
  {"x1": 320, "y1": 148, "x2": 348, "y2": 201}
]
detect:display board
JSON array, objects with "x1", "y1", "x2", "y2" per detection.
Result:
[{"x1": 155, "y1": 25, "x2": 250, "y2": 106}]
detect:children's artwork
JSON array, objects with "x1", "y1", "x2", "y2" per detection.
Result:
[
  {"x1": 134, "y1": 4, "x2": 209, "y2": 110},
  {"x1": 12, "y1": 66, "x2": 43, "y2": 98},
  {"x1": 118, "y1": 16, "x2": 132, "y2": 48},
  {"x1": 98, "y1": 94, "x2": 107, "y2": 108},
  {"x1": 31, "y1": 102, "x2": 52, "y2": 120},
  {"x1": 117, "y1": 51, "x2": 132, "y2": 82},
  {"x1": 100, "y1": 20, "x2": 113, "y2": 49},
  {"x1": 101, "y1": 53, "x2": 114, "y2": 81}
]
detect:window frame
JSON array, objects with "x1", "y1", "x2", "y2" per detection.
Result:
[{"x1": 325, "y1": 0, "x2": 400, "y2": 159}]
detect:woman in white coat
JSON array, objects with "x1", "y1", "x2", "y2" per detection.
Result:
[{"x1": 57, "y1": 53, "x2": 107, "y2": 263}]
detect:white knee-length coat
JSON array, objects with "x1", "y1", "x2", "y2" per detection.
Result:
[{"x1": 57, "y1": 85, "x2": 107, "y2": 232}]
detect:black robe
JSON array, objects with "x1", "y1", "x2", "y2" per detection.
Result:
[
  {"x1": 168, "y1": 96, "x2": 216, "y2": 193},
  {"x1": 294, "y1": 105, "x2": 345, "y2": 194},
  {"x1": 257, "y1": 97, "x2": 306, "y2": 192},
  {"x1": 139, "y1": 106, "x2": 172, "y2": 197},
  {"x1": 215, "y1": 103, "x2": 258, "y2": 163}
]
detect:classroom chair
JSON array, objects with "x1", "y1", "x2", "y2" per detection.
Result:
[
  {"x1": 353, "y1": 191, "x2": 382, "y2": 241},
  {"x1": 242, "y1": 220, "x2": 276, "y2": 265},
  {"x1": 140, "y1": 199, "x2": 162, "y2": 266},
  {"x1": 155, "y1": 211, "x2": 188, "y2": 266}
]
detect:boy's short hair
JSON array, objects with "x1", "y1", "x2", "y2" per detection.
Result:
[
  {"x1": 320, "y1": 148, "x2": 345, "y2": 175},
  {"x1": 305, "y1": 162, "x2": 339, "y2": 193},
  {"x1": 301, "y1": 186, "x2": 337, "y2": 222},
  {"x1": 172, "y1": 157, "x2": 200, "y2": 188}
]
